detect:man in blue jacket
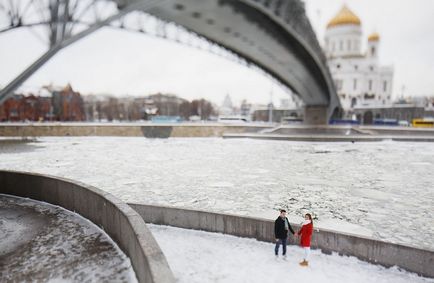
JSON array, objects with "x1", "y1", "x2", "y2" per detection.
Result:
[{"x1": 274, "y1": 209, "x2": 295, "y2": 258}]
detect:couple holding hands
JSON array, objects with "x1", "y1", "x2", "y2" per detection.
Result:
[{"x1": 274, "y1": 209, "x2": 313, "y2": 266}]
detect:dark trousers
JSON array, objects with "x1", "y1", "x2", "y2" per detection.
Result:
[{"x1": 274, "y1": 237, "x2": 287, "y2": 255}]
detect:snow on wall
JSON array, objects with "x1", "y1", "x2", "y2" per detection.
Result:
[{"x1": 0, "y1": 194, "x2": 137, "y2": 282}]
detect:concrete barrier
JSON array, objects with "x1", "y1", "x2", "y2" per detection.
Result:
[
  {"x1": 129, "y1": 203, "x2": 434, "y2": 278},
  {"x1": 0, "y1": 170, "x2": 175, "y2": 283},
  {"x1": 0, "y1": 123, "x2": 272, "y2": 138}
]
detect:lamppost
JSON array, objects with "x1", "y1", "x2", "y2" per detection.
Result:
[{"x1": 268, "y1": 86, "x2": 273, "y2": 124}]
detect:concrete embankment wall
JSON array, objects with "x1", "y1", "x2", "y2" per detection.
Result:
[
  {"x1": 2, "y1": 123, "x2": 433, "y2": 140},
  {"x1": 0, "y1": 123, "x2": 270, "y2": 138},
  {"x1": 361, "y1": 126, "x2": 434, "y2": 136},
  {"x1": 129, "y1": 203, "x2": 434, "y2": 278},
  {"x1": 0, "y1": 171, "x2": 175, "y2": 283}
]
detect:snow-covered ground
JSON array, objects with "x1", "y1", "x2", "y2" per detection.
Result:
[
  {"x1": 0, "y1": 194, "x2": 137, "y2": 282},
  {"x1": 0, "y1": 137, "x2": 433, "y2": 250},
  {"x1": 149, "y1": 224, "x2": 433, "y2": 283}
]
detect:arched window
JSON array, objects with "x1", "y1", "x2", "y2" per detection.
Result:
[{"x1": 351, "y1": 97, "x2": 357, "y2": 107}]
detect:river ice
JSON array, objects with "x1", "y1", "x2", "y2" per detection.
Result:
[
  {"x1": 0, "y1": 137, "x2": 433, "y2": 250},
  {"x1": 149, "y1": 224, "x2": 434, "y2": 283},
  {"x1": 0, "y1": 194, "x2": 137, "y2": 282}
]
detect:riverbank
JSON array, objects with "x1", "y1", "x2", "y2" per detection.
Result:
[{"x1": 1, "y1": 122, "x2": 433, "y2": 141}]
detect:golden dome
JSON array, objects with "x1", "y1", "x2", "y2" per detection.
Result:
[
  {"x1": 327, "y1": 5, "x2": 361, "y2": 28},
  {"x1": 368, "y1": 32, "x2": 380, "y2": 41}
]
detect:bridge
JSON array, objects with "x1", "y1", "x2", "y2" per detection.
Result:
[{"x1": 0, "y1": 0, "x2": 340, "y2": 123}]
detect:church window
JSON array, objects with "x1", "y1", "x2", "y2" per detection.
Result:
[
  {"x1": 337, "y1": 64, "x2": 341, "y2": 69},
  {"x1": 371, "y1": 46, "x2": 376, "y2": 56},
  {"x1": 368, "y1": 80, "x2": 373, "y2": 91},
  {"x1": 339, "y1": 41, "x2": 343, "y2": 51},
  {"x1": 383, "y1": 81, "x2": 387, "y2": 92},
  {"x1": 351, "y1": 97, "x2": 357, "y2": 107},
  {"x1": 354, "y1": 65, "x2": 358, "y2": 70},
  {"x1": 353, "y1": 79, "x2": 357, "y2": 90},
  {"x1": 347, "y1": 40, "x2": 351, "y2": 51}
]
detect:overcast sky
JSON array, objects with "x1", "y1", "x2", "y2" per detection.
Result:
[{"x1": 0, "y1": 0, "x2": 433, "y2": 106}]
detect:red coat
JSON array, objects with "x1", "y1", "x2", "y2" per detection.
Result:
[{"x1": 298, "y1": 222, "x2": 313, "y2": 247}]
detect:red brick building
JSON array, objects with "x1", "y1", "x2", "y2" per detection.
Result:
[
  {"x1": 0, "y1": 84, "x2": 84, "y2": 122},
  {"x1": 52, "y1": 84, "x2": 85, "y2": 121},
  {"x1": 0, "y1": 95, "x2": 53, "y2": 122}
]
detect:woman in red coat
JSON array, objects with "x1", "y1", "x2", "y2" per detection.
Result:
[{"x1": 297, "y1": 213, "x2": 313, "y2": 266}]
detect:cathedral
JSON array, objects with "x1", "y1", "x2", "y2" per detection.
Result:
[{"x1": 324, "y1": 5, "x2": 394, "y2": 118}]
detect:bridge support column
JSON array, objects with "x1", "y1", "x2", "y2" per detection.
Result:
[{"x1": 304, "y1": 106, "x2": 328, "y2": 125}]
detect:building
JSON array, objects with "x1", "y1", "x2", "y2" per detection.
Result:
[
  {"x1": 51, "y1": 84, "x2": 85, "y2": 121},
  {"x1": 252, "y1": 105, "x2": 302, "y2": 123},
  {"x1": 219, "y1": 94, "x2": 235, "y2": 116},
  {"x1": 0, "y1": 94, "x2": 52, "y2": 122},
  {"x1": 324, "y1": 5, "x2": 394, "y2": 118},
  {"x1": 147, "y1": 93, "x2": 188, "y2": 117},
  {"x1": 353, "y1": 104, "x2": 425, "y2": 125}
]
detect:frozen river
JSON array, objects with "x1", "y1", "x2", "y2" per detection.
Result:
[{"x1": 0, "y1": 137, "x2": 433, "y2": 250}]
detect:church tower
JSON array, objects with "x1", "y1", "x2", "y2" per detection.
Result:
[{"x1": 367, "y1": 32, "x2": 380, "y2": 59}]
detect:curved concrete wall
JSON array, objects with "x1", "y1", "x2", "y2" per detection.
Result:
[
  {"x1": 129, "y1": 203, "x2": 434, "y2": 278},
  {"x1": 0, "y1": 170, "x2": 175, "y2": 283}
]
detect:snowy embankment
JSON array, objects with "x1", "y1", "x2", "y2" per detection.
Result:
[
  {"x1": 0, "y1": 195, "x2": 137, "y2": 282},
  {"x1": 149, "y1": 225, "x2": 433, "y2": 283}
]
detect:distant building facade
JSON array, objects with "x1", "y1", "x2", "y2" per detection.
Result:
[
  {"x1": 81, "y1": 92, "x2": 216, "y2": 121},
  {"x1": 353, "y1": 96, "x2": 434, "y2": 124},
  {"x1": 219, "y1": 94, "x2": 235, "y2": 116},
  {"x1": 0, "y1": 84, "x2": 84, "y2": 122},
  {"x1": 353, "y1": 105, "x2": 425, "y2": 125},
  {"x1": 252, "y1": 108, "x2": 302, "y2": 123},
  {"x1": 325, "y1": 5, "x2": 394, "y2": 118},
  {"x1": 0, "y1": 94, "x2": 52, "y2": 122},
  {"x1": 51, "y1": 84, "x2": 85, "y2": 121}
]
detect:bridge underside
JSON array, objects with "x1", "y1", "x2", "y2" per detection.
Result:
[{"x1": 118, "y1": 0, "x2": 338, "y2": 108}]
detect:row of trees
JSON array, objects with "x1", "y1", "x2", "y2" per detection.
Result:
[{"x1": 83, "y1": 94, "x2": 217, "y2": 121}]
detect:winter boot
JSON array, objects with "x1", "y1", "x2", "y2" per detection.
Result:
[{"x1": 299, "y1": 260, "x2": 308, "y2": 267}]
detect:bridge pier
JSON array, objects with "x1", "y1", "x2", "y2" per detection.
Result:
[{"x1": 303, "y1": 106, "x2": 329, "y2": 125}]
